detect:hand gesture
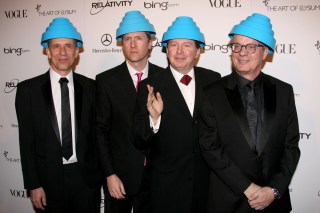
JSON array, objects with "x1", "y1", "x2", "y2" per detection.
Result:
[{"x1": 146, "y1": 84, "x2": 163, "y2": 124}]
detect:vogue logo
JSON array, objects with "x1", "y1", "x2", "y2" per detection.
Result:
[
  {"x1": 4, "y1": 79, "x2": 19, "y2": 93},
  {"x1": 275, "y1": 44, "x2": 296, "y2": 54},
  {"x1": 144, "y1": 1, "x2": 179, "y2": 10},
  {"x1": 209, "y1": 0, "x2": 241, "y2": 8},
  {"x1": 4, "y1": 9, "x2": 27, "y2": 19},
  {"x1": 10, "y1": 189, "x2": 28, "y2": 198},
  {"x1": 90, "y1": 0, "x2": 133, "y2": 15}
]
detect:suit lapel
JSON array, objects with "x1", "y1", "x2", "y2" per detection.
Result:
[
  {"x1": 73, "y1": 74, "x2": 83, "y2": 143},
  {"x1": 41, "y1": 71, "x2": 61, "y2": 143},
  {"x1": 260, "y1": 75, "x2": 276, "y2": 152},
  {"x1": 225, "y1": 74, "x2": 256, "y2": 152}
]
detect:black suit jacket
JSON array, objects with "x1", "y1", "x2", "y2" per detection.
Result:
[
  {"x1": 133, "y1": 67, "x2": 221, "y2": 213},
  {"x1": 95, "y1": 62, "x2": 163, "y2": 195},
  {"x1": 199, "y1": 72, "x2": 300, "y2": 213},
  {"x1": 15, "y1": 71, "x2": 102, "y2": 199}
]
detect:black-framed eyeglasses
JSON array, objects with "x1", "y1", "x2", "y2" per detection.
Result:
[{"x1": 229, "y1": 43, "x2": 265, "y2": 54}]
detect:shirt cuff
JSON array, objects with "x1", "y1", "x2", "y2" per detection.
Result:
[{"x1": 149, "y1": 115, "x2": 161, "y2": 133}]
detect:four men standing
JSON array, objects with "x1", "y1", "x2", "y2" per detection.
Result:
[{"x1": 15, "y1": 11, "x2": 300, "y2": 213}]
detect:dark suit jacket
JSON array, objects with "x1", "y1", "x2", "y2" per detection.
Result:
[
  {"x1": 133, "y1": 67, "x2": 221, "y2": 213},
  {"x1": 199, "y1": 72, "x2": 300, "y2": 213},
  {"x1": 15, "y1": 71, "x2": 102, "y2": 200},
  {"x1": 95, "y1": 62, "x2": 163, "y2": 195}
]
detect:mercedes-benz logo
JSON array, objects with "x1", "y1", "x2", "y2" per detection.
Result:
[{"x1": 101, "y1": 34, "x2": 112, "y2": 46}]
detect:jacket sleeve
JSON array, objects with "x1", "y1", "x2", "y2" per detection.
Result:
[
  {"x1": 15, "y1": 82, "x2": 41, "y2": 190},
  {"x1": 94, "y1": 76, "x2": 114, "y2": 177},
  {"x1": 132, "y1": 80, "x2": 156, "y2": 150}
]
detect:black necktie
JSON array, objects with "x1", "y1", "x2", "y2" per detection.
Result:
[
  {"x1": 246, "y1": 82, "x2": 258, "y2": 148},
  {"x1": 59, "y1": 77, "x2": 73, "y2": 160}
]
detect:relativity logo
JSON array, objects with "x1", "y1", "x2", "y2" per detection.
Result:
[
  {"x1": 315, "y1": 40, "x2": 320, "y2": 54},
  {"x1": 209, "y1": 0, "x2": 241, "y2": 8},
  {"x1": 90, "y1": 0, "x2": 133, "y2": 15},
  {"x1": 4, "y1": 79, "x2": 19, "y2": 93},
  {"x1": 3, "y1": 151, "x2": 20, "y2": 163},
  {"x1": 144, "y1": 1, "x2": 179, "y2": 10},
  {"x1": 300, "y1": 133, "x2": 311, "y2": 140}
]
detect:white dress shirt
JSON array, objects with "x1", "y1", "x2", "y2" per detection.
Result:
[
  {"x1": 50, "y1": 69, "x2": 77, "y2": 164},
  {"x1": 151, "y1": 66, "x2": 196, "y2": 132},
  {"x1": 126, "y1": 60, "x2": 148, "y2": 86}
]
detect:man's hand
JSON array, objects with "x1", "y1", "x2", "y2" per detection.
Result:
[
  {"x1": 248, "y1": 187, "x2": 275, "y2": 210},
  {"x1": 146, "y1": 84, "x2": 163, "y2": 124},
  {"x1": 30, "y1": 187, "x2": 46, "y2": 210},
  {"x1": 107, "y1": 174, "x2": 126, "y2": 199}
]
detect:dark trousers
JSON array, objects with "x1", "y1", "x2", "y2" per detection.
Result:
[
  {"x1": 104, "y1": 168, "x2": 150, "y2": 213},
  {"x1": 41, "y1": 163, "x2": 101, "y2": 213}
]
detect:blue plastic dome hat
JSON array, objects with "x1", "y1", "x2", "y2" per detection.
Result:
[
  {"x1": 228, "y1": 13, "x2": 275, "y2": 54},
  {"x1": 116, "y1": 10, "x2": 156, "y2": 41},
  {"x1": 162, "y1": 16, "x2": 205, "y2": 48},
  {"x1": 41, "y1": 17, "x2": 83, "y2": 48}
]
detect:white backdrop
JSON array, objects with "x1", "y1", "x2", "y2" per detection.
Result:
[{"x1": 1, "y1": 0, "x2": 319, "y2": 212}]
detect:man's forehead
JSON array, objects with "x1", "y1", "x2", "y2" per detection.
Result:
[
  {"x1": 168, "y1": 39, "x2": 195, "y2": 44},
  {"x1": 123, "y1": 31, "x2": 148, "y2": 37},
  {"x1": 232, "y1": 35, "x2": 262, "y2": 44},
  {"x1": 49, "y1": 38, "x2": 76, "y2": 44}
]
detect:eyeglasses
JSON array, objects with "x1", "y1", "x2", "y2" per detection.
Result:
[{"x1": 229, "y1": 43, "x2": 265, "y2": 54}]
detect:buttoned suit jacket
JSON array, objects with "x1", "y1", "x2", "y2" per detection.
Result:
[
  {"x1": 199, "y1": 72, "x2": 300, "y2": 213},
  {"x1": 15, "y1": 71, "x2": 102, "y2": 200},
  {"x1": 95, "y1": 62, "x2": 163, "y2": 195},
  {"x1": 133, "y1": 66, "x2": 221, "y2": 213}
]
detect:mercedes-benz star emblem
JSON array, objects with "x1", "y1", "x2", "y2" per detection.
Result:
[{"x1": 101, "y1": 34, "x2": 112, "y2": 46}]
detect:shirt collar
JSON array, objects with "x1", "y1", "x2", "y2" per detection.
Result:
[
  {"x1": 49, "y1": 69, "x2": 74, "y2": 92},
  {"x1": 170, "y1": 65, "x2": 195, "y2": 83},
  {"x1": 126, "y1": 60, "x2": 149, "y2": 79}
]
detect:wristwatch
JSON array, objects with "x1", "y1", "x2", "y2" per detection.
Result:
[{"x1": 271, "y1": 188, "x2": 281, "y2": 199}]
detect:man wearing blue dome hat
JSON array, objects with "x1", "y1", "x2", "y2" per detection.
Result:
[
  {"x1": 95, "y1": 10, "x2": 163, "y2": 213},
  {"x1": 132, "y1": 16, "x2": 220, "y2": 213},
  {"x1": 15, "y1": 17, "x2": 102, "y2": 212},
  {"x1": 199, "y1": 13, "x2": 300, "y2": 213}
]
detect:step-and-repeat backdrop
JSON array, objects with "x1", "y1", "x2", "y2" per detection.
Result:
[{"x1": 1, "y1": 0, "x2": 319, "y2": 212}]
